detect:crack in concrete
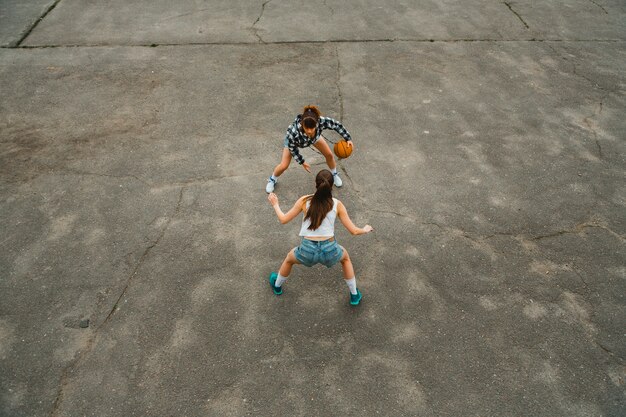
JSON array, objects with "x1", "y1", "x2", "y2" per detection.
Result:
[
  {"x1": 542, "y1": 282, "x2": 623, "y2": 365},
  {"x1": 587, "y1": 0, "x2": 609, "y2": 14},
  {"x1": 561, "y1": 286, "x2": 626, "y2": 364},
  {"x1": 251, "y1": 0, "x2": 272, "y2": 43},
  {"x1": 573, "y1": 66, "x2": 614, "y2": 93},
  {"x1": 570, "y1": 266, "x2": 591, "y2": 292},
  {"x1": 531, "y1": 221, "x2": 624, "y2": 242},
  {"x1": 156, "y1": 171, "x2": 265, "y2": 188},
  {"x1": 361, "y1": 208, "x2": 452, "y2": 235},
  {"x1": 595, "y1": 341, "x2": 625, "y2": 363},
  {"x1": 582, "y1": 98, "x2": 606, "y2": 160},
  {"x1": 4, "y1": 39, "x2": 625, "y2": 50},
  {"x1": 595, "y1": 99, "x2": 605, "y2": 158},
  {"x1": 545, "y1": 43, "x2": 620, "y2": 162},
  {"x1": 338, "y1": 164, "x2": 364, "y2": 199},
  {"x1": 12, "y1": 0, "x2": 62, "y2": 47},
  {"x1": 103, "y1": 186, "x2": 184, "y2": 323},
  {"x1": 594, "y1": 139, "x2": 603, "y2": 158},
  {"x1": 41, "y1": 166, "x2": 264, "y2": 189},
  {"x1": 365, "y1": 208, "x2": 496, "y2": 244},
  {"x1": 47, "y1": 166, "x2": 150, "y2": 186},
  {"x1": 160, "y1": 7, "x2": 211, "y2": 22},
  {"x1": 547, "y1": 43, "x2": 620, "y2": 95},
  {"x1": 362, "y1": 208, "x2": 505, "y2": 252},
  {"x1": 334, "y1": 43, "x2": 344, "y2": 121},
  {"x1": 503, "y1": 2, "x2": 530, "y2": 30},
  {"x1": 49, "y1": 186, "x2": 185, "y2": 417},
  {"x1": 364, "y1": 208, "x2": 624, "y2": 245}
]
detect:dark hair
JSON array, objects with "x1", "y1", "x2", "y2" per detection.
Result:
[
  {"x1": 304, "y1": 169, "x2": 334, "y2": 230},
  {"x1": 302, "y1": 105, "x2": 321, "y2": 129}
]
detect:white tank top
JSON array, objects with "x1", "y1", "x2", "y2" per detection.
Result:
[{"x1": 299, "y1": 198, "x2": 338, "y2": 237}]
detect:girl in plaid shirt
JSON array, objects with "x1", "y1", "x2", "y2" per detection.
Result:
[{"x1": 266, "y1": 105, "x2": 354, "y2": 193}]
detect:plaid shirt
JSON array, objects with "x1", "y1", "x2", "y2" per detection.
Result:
[{"x1": 285, "y1": 115, "x2": 353, "y2": 165}]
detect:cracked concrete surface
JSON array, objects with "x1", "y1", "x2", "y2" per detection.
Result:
[
  {"x1": 49, "y1": 185, "x2": 185, "y2": 417},
  {"x1": 503, "y1": 1, "x2": 530, "y2": 30},
  {"x1": 1, "y1": 1, "x2": 625, "y2": 416},
  {"x1": 251, "y1": 0, "x2": 271, "y2": 44}
]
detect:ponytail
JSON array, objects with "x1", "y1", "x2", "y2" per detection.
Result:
[{"x1": 304, "y1": 170, "x2": 334, "y2": 230}]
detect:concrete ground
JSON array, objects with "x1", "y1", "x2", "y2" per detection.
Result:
[{"x1": 1, "y1": 1, "x2": 625, "y2": 416}]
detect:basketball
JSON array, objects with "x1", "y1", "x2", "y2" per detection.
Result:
[{"x1": 333, "y1": 141, "x2": 352, "y2": 159}]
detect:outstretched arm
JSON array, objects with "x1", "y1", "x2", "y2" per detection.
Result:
[
  {"x1": 320, "y1": 116, "x2": 354, "y2": 150},
  {"x1": 337, "y1": 201, "x2": 373, "y2": 235},
  {"x1": 285, "y1": 131, "x2": 311, "y2": 173},
  {"x1": 268, "y1": 194, "x2": 307, "y2": 224}
]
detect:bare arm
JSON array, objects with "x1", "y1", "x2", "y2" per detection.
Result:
[
  {"x1": 268, "y1": 193, "x2": 307, "y2": 224},
  {"x1": 337, "y1": 201, "x2": 373, "y2": 235},
  {"x1": 285, "y1": 131, "x2": 311, "y2": 173}
]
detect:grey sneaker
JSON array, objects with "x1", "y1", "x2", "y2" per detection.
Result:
[
  {"x1": 266, "y1": 177, "x2": 277, "y2": 193},
  {"x1": 333, "y1": 172, "x2": 343, "y2": 187}
]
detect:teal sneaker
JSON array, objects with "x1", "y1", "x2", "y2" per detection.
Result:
[
  {"x1": 269, "y1": 272, "x2": 282, "y2": 295},
  {"x1": 350, "y1": 289, "x2": 362, "y2": 306}
]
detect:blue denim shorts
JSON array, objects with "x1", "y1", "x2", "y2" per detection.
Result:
[{"x1": 294, "y1": 238, "x2": 343, "y2": 268}]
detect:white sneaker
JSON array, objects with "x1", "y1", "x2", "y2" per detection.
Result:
[
  {"x1": 266, "y1": 177, "x2": 277, "y2": 193},
  {"x1": 333, "y1": 173, "x2": 343, "y2": 187}
]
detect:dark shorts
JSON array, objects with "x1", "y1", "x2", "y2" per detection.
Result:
[{"x1": 294, "y1": 238, "x2": 343, "y2": 268}]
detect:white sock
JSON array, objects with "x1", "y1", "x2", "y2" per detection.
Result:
[
  {"x1": 270, "y1": 174, "x2": 277, "y2": 182},
  {"x1": 275, "y1": 273, "x2": 287, "y2": 287},
  {"x1": 331, "y1": 168, "x2": 337, "y2": 175},
  {"x1": 345, "y1": 277, "x2": 357, "y2": 295}
]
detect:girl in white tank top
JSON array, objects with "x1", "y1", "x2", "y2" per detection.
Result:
[{"x1": 267, "y1": 170, "x2": 373, "y2": 306}]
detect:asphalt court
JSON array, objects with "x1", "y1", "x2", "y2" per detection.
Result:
[{"x1": 1, "y1": 1, "x2": 625, "y2": 416}]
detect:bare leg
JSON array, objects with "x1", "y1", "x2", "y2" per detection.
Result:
[
  {"x1": 279, "y1": 248, "x2": 300, "y2": 277},
  {"x1": 339, "y1": 246, "x2": 355, "y2": 279},
  {"x1": 313, "y1": 137, "x2": 336, "y2": 171},
  {"x1": 273, "y1": 148, "x2": 293, "y2": 177}
]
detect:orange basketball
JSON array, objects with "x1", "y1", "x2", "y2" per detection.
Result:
[{"x1": 333, "y1": 141, "x2": 352, "y2": 159}]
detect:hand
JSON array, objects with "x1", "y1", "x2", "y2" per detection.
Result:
[
  {"x1": 362, "y1": 225, "x2": 373, "y2": 233},
  {"x1": 302, "y1": 162, "x2": 311, "y2": 173},
  {"x1": 346, "y1": 140, "x2": 354, "y2": 151},
  {"x1": 268, "y1": 193, "x2": 278, "y2": 206}
]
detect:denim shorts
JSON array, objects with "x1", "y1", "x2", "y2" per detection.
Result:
[{"x1": 294, "y1": 238, "x2": 343, "y2": 268}]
